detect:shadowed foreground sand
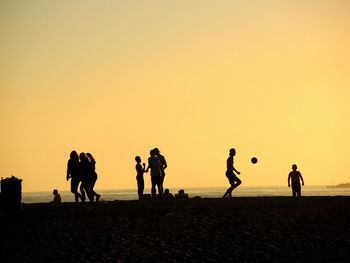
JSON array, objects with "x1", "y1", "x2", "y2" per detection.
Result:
[{"x1": 1, "y1": 197, "x2": 349, "y2": 262}]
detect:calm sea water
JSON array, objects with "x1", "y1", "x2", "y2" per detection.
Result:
[{"x1": 22, "y1": 186, "x2": 350, "y2": 203}]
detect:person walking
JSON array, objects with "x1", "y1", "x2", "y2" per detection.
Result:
[
  {"x1": 79, "y1": 152, "x2": 91, "y2": 203},
  {"x1": 86, "y1": 153, "x2": 101, "y2": 202},
  {"x1": 66, "y1": 151, "x2": 84, "y2": 203}
]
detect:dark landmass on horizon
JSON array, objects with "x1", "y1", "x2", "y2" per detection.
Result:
[
  {"x1": 327, "y1": 182, "x2": 350, "y2": 188},
  {"x1": 1, "y1": 197, "x2": 349, "y2": 262}
]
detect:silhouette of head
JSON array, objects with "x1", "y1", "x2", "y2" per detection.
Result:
[
  {"x1": 179, "y1": 189, "x2": 185, "y2": 194},
  {"x1": 79, "y1": 152, "x2": 87, "y2": 161},
  {"x1": 164, "y1": 188, "x2": 170, "y2": 194},
  {"x1": 86, "y1": 152, "x2": 94, "y2": 162},
  {"x1": 53, "y1": 189, "x2": 58, "y2": 196},
  {"x1": 70, "y1": 151, "x2": 79, "y2": 160},
  {"x1": 292, "y1": 164, "x2": 297, "y2": 171},
  {"x1": 229, "y1": 148, "x2": 236, "y2": 156},
  {"x1": 135, "y1": 156, "x2": 141, "y2": 163},
  {"x1": 154, "y1": 148, "x2": 160, "y2": 154},
  {"x1": 150, "y1": 149, "x2": 155, "y2": 156}
]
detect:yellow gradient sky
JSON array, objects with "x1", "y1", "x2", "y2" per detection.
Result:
[{"x1": 1, "y1": 1, "x2": 350, "y2": 192}]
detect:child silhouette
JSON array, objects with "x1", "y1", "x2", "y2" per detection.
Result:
[
  {"x1": 135, "y1": 156, "x2": 146, "y2": 200},
  {"x1": 52, "y1": 189, "x2": 61, "y2": 205}
]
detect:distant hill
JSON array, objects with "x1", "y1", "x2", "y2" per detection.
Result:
[{"x1": 326, "y1": 182, "x2": 350, "y2": 188}]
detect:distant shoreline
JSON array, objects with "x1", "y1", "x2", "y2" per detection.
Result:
[
  {"x1": 20, "y1": 185, "x2": 335, "y2": 193},
  {"x1": 326, "y1": 182, "x2": 350, "y2": 188},
  {"x1": 20, "y1": 195, "x2": 350, "y2": 205},
  {"x1": 20, "y1": 185, "x2": 350, "y2": 204}
]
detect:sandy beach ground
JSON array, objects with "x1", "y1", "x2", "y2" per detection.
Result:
[{"x1": 1, "y1": 197, "x2": 349, "y2": 262}]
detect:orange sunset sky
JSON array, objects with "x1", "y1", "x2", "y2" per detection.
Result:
[{"x1": 1, "y1": 0, "x2": 350, "y2": 192}]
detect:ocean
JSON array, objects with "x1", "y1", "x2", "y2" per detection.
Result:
[{"x1": 22, "y1": 186, "x2": 350, "y2": 203}]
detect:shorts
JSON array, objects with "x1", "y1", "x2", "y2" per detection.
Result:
[
  {"x1": 151, "y1": 176, "x2": 161, "y2": 186},
  {"x1": 226, "y1": 171, "x2": 240, "y2": 185}
]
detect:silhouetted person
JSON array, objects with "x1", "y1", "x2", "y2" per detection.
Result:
[
  {"x1": 146, "y1": 149, "x2": 163, "y2": 198},
  {"x1": 288, "y1": 164, "x2": 304, "y2": 197},
  {"x1": 135, "y1": 156, "x2": 146, "y2": 200},
  {"x1": 163, "y1": 188, "x2": 174, "y2": 200},
  {"x1": 66, "y1": 151, "x2": 84, "y2": 203},
  {"x1": 223, "y1": 148, "x2": 241, "y2": 198},
  {"x1": 175, "y1": 189, "x2": 189, "y2": 199},
  {"x1": 154, "y1": 148, "x2": 167, "y2": 189},
  {"x1": 86, "y1": 153, "x2": 101, "y2": 202},
  {"x1": 79, "y1": 152, "x2": 92, "y2": 203},
  {"x1": 52, "y1": 189, "x2": 61, "y2": 205}
]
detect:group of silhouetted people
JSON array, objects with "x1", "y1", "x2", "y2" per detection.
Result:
[
  {"x1": 135, "y1": 148, "x2": 167, "y2": 199},
  {"x1": 65, "y1": 147, "x2": 304, "y2": 203},
  {"x1": 66, "y1": 151, "x2": 101, "y2": 203}
]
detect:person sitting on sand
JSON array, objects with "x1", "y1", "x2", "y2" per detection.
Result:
[
  {"x1": 135, "y1": 156, "x2": 146, "y2": 200},
  {"x1": 288, "y1": 164, "x2": 304, "y2": 197},
  {"x1": 146, "y1": 149, "x2": 163, "y2": 198},
  {"x1": 66, "y1": 151, "x2": 84, "y2": 203},
  {"x1": 86, "y1": 153, "x2": 101, "y2": 202},
  {"x1": 52, "y1": 189, "x2": 61, "y2": 205},
  {"x1": 163, "y1": 188, "x2": 174, "y2": 200},
  {"x1": 223, "y1": 148, "x2": 241, "y2": 198},
  {"x1": 175, "y1": 189, "x2": 189, "y2": 199}
]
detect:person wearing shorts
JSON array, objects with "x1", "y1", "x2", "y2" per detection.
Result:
[
  {"x1": 146, "y1": 149, "x2": 163, "y2": 198},
  {"x1": 223, "y1": 148, "x2": 241, "y2": 198}
]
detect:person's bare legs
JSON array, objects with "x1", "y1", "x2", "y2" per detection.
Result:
[
  {"x1": 223, "y1": 178, "x2": 241, "y2": 198},
  {"x1": 151, "y1": 177, "x2": 157, "y2": 198},
  {"x1": 223, "y1": 186, "x2": 234, "y2": 198}
]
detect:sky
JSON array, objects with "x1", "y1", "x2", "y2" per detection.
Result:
[{"x1": 1, "y1": 0, "x2": 350, "y2": 192}]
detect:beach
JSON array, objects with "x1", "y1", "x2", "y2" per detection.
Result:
[
  {"x1": 21, "y1": 186, "x2": 350, "y2": 203},
  {"x1": 1, "y1": 197, "x2": 349, "y2": 262}
]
